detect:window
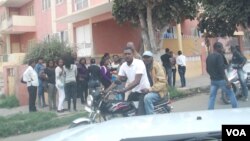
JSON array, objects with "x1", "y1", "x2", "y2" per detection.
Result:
[
  {"x1": 42, "y1": 0, "x2": 51, "y2": 11},
  {"x1": 56, "y1": 0, "x2": 63, "y2": 4},
  {"x1": 27, "y1": 5, "x2": 34, "y2": 16},
  {"x1": 55, "y1": 31, "x2": 68, "y2": 43},
  {"x1": 75, "y1": 0, "x2": 88, "y2": 11}
]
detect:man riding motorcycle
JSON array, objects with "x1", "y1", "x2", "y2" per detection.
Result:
[
  {"x1": 141, "y1": 51, "x2": 168, "y2": 115},
  {"x1": 105, "y1": 47, "x2": 167, "y2": 115}
]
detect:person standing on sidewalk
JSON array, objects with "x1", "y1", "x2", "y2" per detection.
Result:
[
  {"x1": 44, "y1": 60, "x2": 57, "y2": 111},
  {"x1": 206, "y1": 42, "x2": 238, "y2": 110},
  {"x1": 176, "y1": 51, "x2": 186, "y2": 87},
  {"x1": 230, "y1": 45, "x2": 248, "y2": 101},
  {"x1": 64, "y1": 56, "x2": 78, "y2": 112},
  {"x1": 77, "y1": 58, "x2": 89, "y2": 104},
  {"x1": 35, "y1": 57, "x2": 47, "y2": 108},
  {"x1": 23, "y1": 59, "x2": 39, "y2": 112},
  {"x1": 55, "y1": 58, "x2": 65, "y2": 113},
  {"x1": 161, "y1": 48, "x2": 172, "y2": 86}
]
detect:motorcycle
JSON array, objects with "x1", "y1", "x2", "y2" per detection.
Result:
[
  {"x1": 70, "y1": 80, "x2": 172, "y2": 128},
  {"x1": 221, "y1": 63, "x2": 247, "y2": 104}
]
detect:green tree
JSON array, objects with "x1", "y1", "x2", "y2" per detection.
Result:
[
  {"x1": 198, "y1": 0, "x2": 250, "y2": 37},
  {"x1": 23, "y1": 37, "x2": 72, "y2": 64},
  {"x1": 112, "y1": 0, "x2": 198, "y2": 52}
]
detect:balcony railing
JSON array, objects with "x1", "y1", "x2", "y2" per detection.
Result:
[
  {"x1": 0, "y1": 15, "x2": 35, "y2": 33},
  {"x1": 8, "y1": 15, "x2": 35, "y2": 27},
  {"x1": 0, "y1": 53, "x2": 26, "y2": 63}
]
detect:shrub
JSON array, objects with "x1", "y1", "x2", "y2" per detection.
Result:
[
  {"x1": 0, "y1": 95, "x2": 19, "y2": 108},
  {"x1": 23, "y1": 37, "x2": 72, "y2": 64},
  {"x1": 168, "y1": 87, "x2": 185, "y2": 99},
  {"x1": 0, "y1": 112, "x2": 87, "y2": 137}
]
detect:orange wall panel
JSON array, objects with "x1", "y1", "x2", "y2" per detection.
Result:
[{"x1": 92, "y1": 19, "x2": 141, "y2": 55}]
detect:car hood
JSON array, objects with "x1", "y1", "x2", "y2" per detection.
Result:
[{"x1": 39, "y1": 108, "x2": 250, "y2": 141}]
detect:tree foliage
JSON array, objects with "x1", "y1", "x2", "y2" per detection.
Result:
[
  {"x1": 198, "y1": 0, "x2": 250, "y2": 37},
  {"x1": 112, "y1": 0, "x2": 198, "y2": 51},
  {"x1": 23, "y1": 37, "x2": 72, "y2": 64}
]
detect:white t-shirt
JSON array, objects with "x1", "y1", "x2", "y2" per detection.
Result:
[
  {"x1": 23, "y1": 66, "x2": 39, "y2": 87},
  {"x1": 118, "y1": 58, "x2": 150, "y2": 93},
  {"x1": 176, "y1": 54, "x2": 186, "y2": 66},
  {"x1": 63, "y1": 64, "x2": 77, "y2": 83}
]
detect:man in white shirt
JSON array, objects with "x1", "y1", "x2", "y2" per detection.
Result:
[
  {"x1": 23, "y1": 59, "x2": 39, "y2": 112},
  {"x1": 176, "y1": 50, "x2": 186, "y2": 87},
  {"x1": 106, "y1": 46, "x2": 150, "y2": 115}
]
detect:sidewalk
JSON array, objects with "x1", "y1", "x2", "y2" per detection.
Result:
[
  {"x1": 0, "y1": 99, "x2": 86, "y2": 117},
  {"x1": 0, "y1": 75, "x2": 211, "y2": 117},
  {"x1": 174, "y1": 74, "x2": 210, "y2": 95},
  {"x1": 176, "y1": 74, "x2": 210, "y2": 89}
]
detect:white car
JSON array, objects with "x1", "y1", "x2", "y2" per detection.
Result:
[{"x1": 38, "y1": 108, "x2": 250, "y2": 141}]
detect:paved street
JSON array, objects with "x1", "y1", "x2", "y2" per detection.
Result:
[
  {"x1": 172, "y1": 93, "x2": 250, "y2": 112},
  {"x1": 1, "y1": 92, "x2": 249, "y2": 141}
]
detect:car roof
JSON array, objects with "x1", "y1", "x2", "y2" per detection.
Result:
[{"x1": 39, "y1": 108, "x2": 250, "y2": 141}]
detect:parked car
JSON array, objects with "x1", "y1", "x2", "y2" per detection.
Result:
[
  {"x1": 38, "y1": 108, "x2": 250, "y2": 141},
  {"x1": 243, "y1": 60, "x2": 250, "y2": 87}
]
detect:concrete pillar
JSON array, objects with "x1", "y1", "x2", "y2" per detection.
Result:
[
  {"x1": 6, "y1": 35, "x2": 10, "y2": 54},
  {"x1": 89, "y1": 19, "x2": 94, "y2": 56},
  {"x1": 67, "y1": 0, "x2": 74, "y2": 45},
  {"x1": 51, "y1": 0, "x2": 56, "y2": 33},
  {"x1": 176, "y1": 23, "x2": 183, "y2": 52}
]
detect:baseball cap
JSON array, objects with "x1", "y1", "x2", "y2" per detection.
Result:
[{"x1": 142, "y1": 51, "x2": 153, "y2": 57}]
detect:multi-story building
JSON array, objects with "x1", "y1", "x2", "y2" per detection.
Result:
[{"x1": 0, "y1": 0, "x2": 202, "y2": 104}]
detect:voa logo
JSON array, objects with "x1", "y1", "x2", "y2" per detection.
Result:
[{"x1": 226, "y1": 129, "x2": 246, "y2": 136}]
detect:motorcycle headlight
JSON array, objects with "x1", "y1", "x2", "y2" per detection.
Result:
[{"x1": 87, "y1": 95, "x2": 94, "y2": 107}]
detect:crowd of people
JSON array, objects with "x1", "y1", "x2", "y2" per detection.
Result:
[
  {"x1": 22, "y1": 40, "x2": 245, "y2": 114},
  {"x1": 160, "y1": 48, "x2": 186, "y2": 87}
]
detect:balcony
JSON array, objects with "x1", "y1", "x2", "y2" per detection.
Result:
[
  {"x1": 0, "y1": 0, "x2": 32, "y2": 7},
  {"x1": 57, "y1": 0, "x2": 113, "y2": 23},
  {"x1": 0, "y1": 15, "x2": 36, "y2": 34},
  {"x1": 0, "y1": 53, "x2": 25, "y2": 64}
]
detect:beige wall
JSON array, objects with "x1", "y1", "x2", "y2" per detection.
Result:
[{"x1": 162, "y1": 38, "x2": 202, "y2": 56}]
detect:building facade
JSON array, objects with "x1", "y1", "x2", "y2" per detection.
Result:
[{"x1": 0, "y1": 0, "x2": 202, "y2": 104}]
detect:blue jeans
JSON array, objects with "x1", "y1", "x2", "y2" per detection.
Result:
[
  {"x1": 165, "y1": 68, "x2": 173, "y2": 87},
  {"x1": 144, "y1": 92, "x2": 161, "y2": 115},
  {"x1": 237, "y1": 68, "x2": 248, "y2": 98},
  {"x1": 178, "y1": 66, "x2": 186, "y2": 87},
  {"x1": 208, "y1": 80, "x2": 238, "y2": 110},
  {"x1": 38, "y1": 80, "x2": 46, "y2": 107}
]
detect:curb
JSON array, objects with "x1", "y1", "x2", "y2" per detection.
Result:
[{"x1": 171, "y1": 85, "x2": 210, "y2": 101}]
